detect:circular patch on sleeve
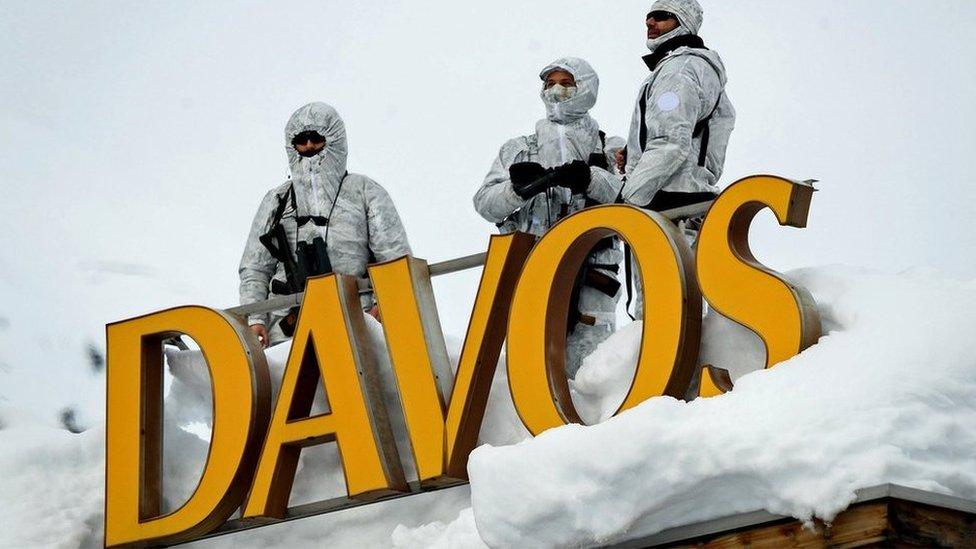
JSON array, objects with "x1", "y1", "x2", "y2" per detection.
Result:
[{"x1": 656, "y1": 91, "x2": 680, "y2": 112}]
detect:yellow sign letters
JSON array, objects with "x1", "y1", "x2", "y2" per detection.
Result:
[
  {"x1": 105, "y1": 175, "x2": 821, "y2": 546},
  {"x1": 507, "y1": 205, "x2": 700, "y2": 434},
  {"x1": 105, "y1": 307, "x2": 270, "y2": 546}
]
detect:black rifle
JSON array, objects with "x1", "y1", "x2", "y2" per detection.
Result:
[{"x1": 261, "y1": 224, "x2": 304, "y2": 296}]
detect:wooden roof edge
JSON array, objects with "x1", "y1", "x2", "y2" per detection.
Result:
[{"x1": 606, "y1": 483, "x2": 976, "y2": 548}]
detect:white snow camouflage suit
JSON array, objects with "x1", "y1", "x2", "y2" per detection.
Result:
[
  {"x1": 623, "y1": 0, "x2": 735, "y2": 206},
  {"x1": 473, "y1": 57, "x2": 623, "y2": 378},
  {"x1": 623, "y1": 0, "x2": 735, "y2": 319},
  {"x1": 239, "y1": 102, "x2": 411, "y2": 338}
]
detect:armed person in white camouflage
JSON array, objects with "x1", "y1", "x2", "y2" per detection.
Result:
[
  {"x1": 622, "y1": 0, "x2": 736, "y2": 319},
  {"x1": 239, "y1": 102, "x2": 411, "y2": 347},
  {"x1": 474, "y1": 57, "x2": 623, "y2": 378},
  {"x1": 624, "y1": 0, "x2": 734, "y2": 214}
]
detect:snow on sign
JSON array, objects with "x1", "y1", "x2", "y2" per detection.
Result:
[{"x1": 104, "y1": 174, "x2": 821, "y2": 547}]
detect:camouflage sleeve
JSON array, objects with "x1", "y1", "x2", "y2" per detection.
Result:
[
  {"x1": 586, "y1": 166, "x2": 623, "y2": 204},
  {"x1": 238, "y1": 189, "x2": 280, "y2": 326},
  {"x1": 363, "y1": 180, "x2": 412, "y2": 262},
  {"x1": 473, "y1": 138, "x2": 529, "y2": 223}
]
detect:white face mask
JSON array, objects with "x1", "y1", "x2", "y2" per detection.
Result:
[
  {"x1": 646, "y1": 25, "x2": 690, "y2": 53},
  {"x1": 543, "y1": 84, "x2": 577, "y2": 103}
]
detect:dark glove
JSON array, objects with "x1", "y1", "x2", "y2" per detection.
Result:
[
  {"x1": 509, "y1": 162, "x2": 546, "y2": 186},
  {"x1": 509, "y1": 162, "x2": 557, "y2": 199},
  {"x1": 552, "y1": 160, "x2": 591, "y2": 195}
]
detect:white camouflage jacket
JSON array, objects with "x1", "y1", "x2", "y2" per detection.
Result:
[
  {"x1": 623, "y1": 36, "x2": 736, "y2": 206},
  {"x1": 239, "y1": 103, "x2": 411, "y2": 326},
  {"x1": 473, "y1": 57, "x2": 623, "y2": 269}
]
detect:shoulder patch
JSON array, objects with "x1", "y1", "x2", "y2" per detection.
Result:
[{"x1": 657, "y1": 91, "x2": 680, "y2": 112}]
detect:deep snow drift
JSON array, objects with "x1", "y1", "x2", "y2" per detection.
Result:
[
  {"x1": 420, "y1": 266, "x2": 976, "y2": 546},
  {"x1": 2, "y1": 265, "x2": 975, "y2": 548}
]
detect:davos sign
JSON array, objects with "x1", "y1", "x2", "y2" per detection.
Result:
[{"x1": 104, "y1": 175, "x2": 822, "y2": 546}]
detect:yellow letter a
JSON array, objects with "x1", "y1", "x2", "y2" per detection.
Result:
[{"x1": 242, "y1": 274, "x2": 407, "y2": 519}]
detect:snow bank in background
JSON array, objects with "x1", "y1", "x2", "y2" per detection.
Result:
[
  {"x1": 392, "y1": 508, "x2": 487, "y2": 549},
  {"x1": 0, "y1": 407, "x2": 104, "y2": 547},
  {"x1": 3, "y1": 265, "x2": 976, "y2": 548},
  {"x1": 447, "y1": 265, "x2": 976, "y2": 547}
]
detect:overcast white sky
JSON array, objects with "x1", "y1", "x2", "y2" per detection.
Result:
[{"x1": 2, "y1": 1, "x2": 975, "y2": 424}]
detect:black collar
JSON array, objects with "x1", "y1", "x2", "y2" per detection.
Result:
[{"x1": 642, "y1": 34, "x2": 707, "y2": 71}]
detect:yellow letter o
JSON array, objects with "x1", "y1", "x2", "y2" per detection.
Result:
[{"x1": 507, "y1": 205, "x2": 701, "y2": 435}]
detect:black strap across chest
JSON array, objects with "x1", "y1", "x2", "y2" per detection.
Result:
[
  {"x1": 261, "y1": 172, "x2": 348, "y2": 259},
  {"x1": 275, "y1": 174, "x2": 347, "y2": 229}
]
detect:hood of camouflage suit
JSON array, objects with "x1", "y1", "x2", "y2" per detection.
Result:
[
  {"x1": 604, "y1": 135, "x2": 626, "y2": 154},
  {"x1": 538, "y1": 57, "x2": 599, "y2": 124},
  {"x1": 284, "y1": 102, "x2": 349, "y2": 218},
  {"x1": 646, "y1": 0, "x2": 703, "y2": 52},
  {"x1": 531, "y1": 57, "x2": 603, "y2": 167}
]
